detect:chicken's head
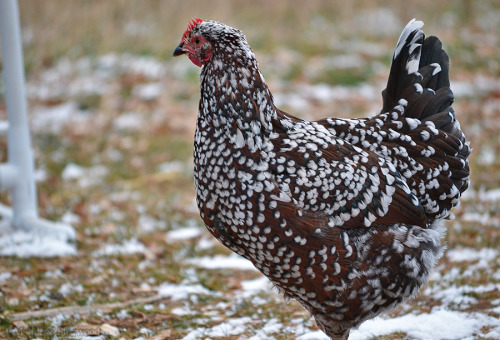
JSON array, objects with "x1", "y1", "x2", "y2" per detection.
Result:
[{"x1": 173, "y1": 17, "x2": 213, "y2": 67}]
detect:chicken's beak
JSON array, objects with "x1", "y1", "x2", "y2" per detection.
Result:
[{"x1": 173, "y1": 43, "x2": 186, "y2": 57}]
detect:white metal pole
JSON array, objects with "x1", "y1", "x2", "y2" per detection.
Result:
[
  {"x1": 0, "y1": 0, "x2": 38, "y2": 228},
  {"x1": 0, "y1": 0, "x2": 75, "y2": 257}
]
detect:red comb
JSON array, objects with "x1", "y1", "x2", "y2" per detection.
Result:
[{"x1": 181, "y1": 17, "x2": 204, "y2": 42}]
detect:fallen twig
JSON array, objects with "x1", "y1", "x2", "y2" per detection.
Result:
[{"x1": 8, "y1": 294, "x2": 170, "y2": 321}]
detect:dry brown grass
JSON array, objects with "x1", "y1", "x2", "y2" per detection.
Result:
[{"x1": 16, "y1": 0, "x2": 495, "y2": 73}]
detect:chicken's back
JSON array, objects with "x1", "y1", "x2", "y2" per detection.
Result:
[{"x1": 317, "y1": 19, "x2": 470, "y2": 222}]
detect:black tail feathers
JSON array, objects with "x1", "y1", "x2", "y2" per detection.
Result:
[
  {"x1": 381, "y1": 19, "x2": 452, "y2": 117},
  {"x1": 380, "y1": 19, "x2": 470, "y2": 221}
]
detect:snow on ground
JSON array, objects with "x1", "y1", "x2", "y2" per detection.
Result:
[
  {"x1": 240, "y1": 276, "x2": 273, "y2": 297},
  {"x1": 2, "y1": 47, "x2": 500, "y2": 338},
  {"x1": 166, "y1": 226, "x2": 203, "y2": 240},
  {"x1": 0, "y1": 212, "x2": 76, "y2": 257},
  {"x1": 447, "y1": 247, "x2": 499, "y2": 263},
  {"x1": 169, "y1": 299, "x2": 500, "y2": 340},
  {"x1": 159, "y1": 221, "x2": 500, "y2": 339},
  {"x1": 26, "y1": 54, "x2": 166, "y2": 102},
  {"x1": 0, "y1": 228, "x2": 76, "y2": 257},
  {"x1": 146, "y1": 246, "x2": 500, "y2": 339},
  {"x1": 156, "y1": 282, "x2": 215, "y2": 301},
  {"x1": 93, "y1": 238, "x2": 147, "y2": 256},
  {"x1": 181, "y1": 317, "x2": 254, "y2": 340},
  {"x1": 350, "y1": 310, "x2": 500, "y2": 340},
  {"x1": 186, "y1": 254, "x2": 259, "y2": 271},
  {"x1": 61, "y1": 163, "x2": 109, "y2": 188},
  {"x1": 168, "y1": 305, "x2": 500, "y2": 340}
]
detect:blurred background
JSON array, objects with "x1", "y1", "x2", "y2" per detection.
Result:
[
  {"x1": 14, "y1": 0, "x2": 499, "y2": 74},
  {"x1": 0, "y1": 0, "x2": 499, "y2": 338}
]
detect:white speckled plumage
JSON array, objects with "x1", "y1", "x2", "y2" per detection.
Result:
[{"x1": 174, "y1": 18, "x2": 470, "y2": 339}]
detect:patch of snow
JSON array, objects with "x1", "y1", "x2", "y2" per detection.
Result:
[
  {"x1": 120, "y1": 54, "x2": 166, "y2": 79},
  {"x1": 138, "y1": 214, "x2": 166, "y2": 233},
  {"x1": 156, "y1": 282, "x2": 212, "y2": 301},
  {"x1": 452, "y1": 82, "x2": 475, "y2": 98},
  {"x1": 166, "y1": 227, "x2": 202, "y2": 241},
  {"x1": 273, "y1": 93, "x2": 310, "y2": 112},
  {"x1": 284, "y1": 318, "x2": 318, "y2": 338},
  {"x1": 250, "y1": 295, "x2": 269, "y2": 306},
  {"x1": 26, "y1": 54, "x2": 167, "y2": 110},
  {"x1": 139, "y1": 328, "x2": 152, "y2": 335},
  {"x1": 240, "y1": 276, "x2": 271, "y2": 297},
  {"x1": 61, "y1": 163, "x2": 108, "y2": 188},
  {"x1": 109, "y1": 190, "x2": 142, "y2": 202},
  {"x1": 59, "y1": 282, "x2": 84, "y2": 297},
  {"x1": 247, "y1": 318, "x2": 283, "y2": 340},
  {"x1": 116, "y1": 309, "x2": 130, "y2": 320},
  {"x1": 478, "y1": 146, "x2": 496, "y2": 165},
  {"x1": 431, "y1": 285, "x2": 479, "y2": 308},
  {"x1": 491, "y1": 298, "x2": 500, "y2": 305},
  {"x1": 461, "y1": 187, "x2": 500, "y2": 203},
  {"x1": 171, "y1": 306, "x2": 196, "y2": 316},
  {"x1": 297, "y1": 330, "x2": 329, "y2": 340},
  {"x1": 460, "y1": 187, "x2": 476, "y2": 201},
  {"x1": 430, "y1": 284, "x2": 500, "y2": 309},
  {"x1": 61, "y1": 211, "x2": 81, "y2": 225},
  {"x1": 180, "y1": 317, "x2": 252, "y2": 340},
  {"x1": 62, "y1": 163, "x2": 85, "y2": 180},
  {"x1": 93, "y1": 238, "x2": 147, "y2": 256},
  {"x1": 181, "y1": 267, "x2": 198, "y2": 284},
  {"x1": 479, "y1": 188, "x2": 500, "y2": 202},
  {"x1": 461, "y1": 212, "x2": 490, "y2": 225},
  {"x1": 452, "y1": 75, "x2": 500, "y2": 98},
  {"x1": 484, "y1": 326, "x2": 500, "y2": 340},
  {"x1": 207, "y1": 317, "x2": 252, "y2": 337},
  {"x1": 447, "y1": 247, "x2": 498, "y2": 263},
  {"x1": 133, "y1": 82, "x2": 163, "y2": 101},
  {"x1": 30, "y1": 102, "x2": 81, "y2": 134},
  {"x1": 186, "y1": 254, "x2": 258, "y2": 271},
  {"x1": 180, "y1": 329, "x2": 204, "y2": 340},
  {"x1": 310, "y1": 83, "x2": 377, "y2": 101},
  {"x1": 112, "y1": 112, "x2": 145, "y2": 131},
  {"x1": 157, "y1": 161, "x2": 185, "y2": 174},
  {"x1": 350, "y1": 309, "x2": 499, "y2": 340},
  {"x1": 275, "y1": 83, "x2": 378, "y2": 112},
  {"x1": 0, "y1": 272, "x2": 12, "y2": 284},
  {"x1": 196, "y1": 237, "x2": 216, "y2": 250},
  {"x1": 34, "y1": 168, "x2": 47, "y2": 182},
  {"x1": 491, "y1": 305, "x2": 500, "y2": 314},
  {"x1": 44, "y1": 269, "x2": 63, "y2": 279},
  {"x1": 50, "y1": 313, "x2": 67, "y2": 328},
  {"x1": 106, "y1": 148, "x2": 123, "y2": 162},
  {"x1": 0, "y1": 227, "x2": 76, "y2": 257}
]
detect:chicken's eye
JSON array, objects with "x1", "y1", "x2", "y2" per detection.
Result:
[{"x1": 194, "y1": 37, "x2": 200, "y2": 45}]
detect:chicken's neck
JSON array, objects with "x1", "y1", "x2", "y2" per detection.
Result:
[
  {"x1": 198, "y1": 50, "x2": 278, "y2": 153},
  {"x1": 194, "y1": 50, "x2": 279, "y2": 227}
]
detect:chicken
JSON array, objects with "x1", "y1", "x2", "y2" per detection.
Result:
[{"x1": 173, "y1": 18, "x2": 470, "y2": 339}]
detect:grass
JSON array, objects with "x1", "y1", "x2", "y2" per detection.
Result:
[
  {"x1": 14, "y1": 1, "x2": 500, "y2": 77},
  {"x1": 0, "y1": 1, "x2": 500, "y2": 339}
]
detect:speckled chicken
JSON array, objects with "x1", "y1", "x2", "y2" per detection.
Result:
[{"x1": 173, "y1": 18, "x2": 470, "y2": 339}]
